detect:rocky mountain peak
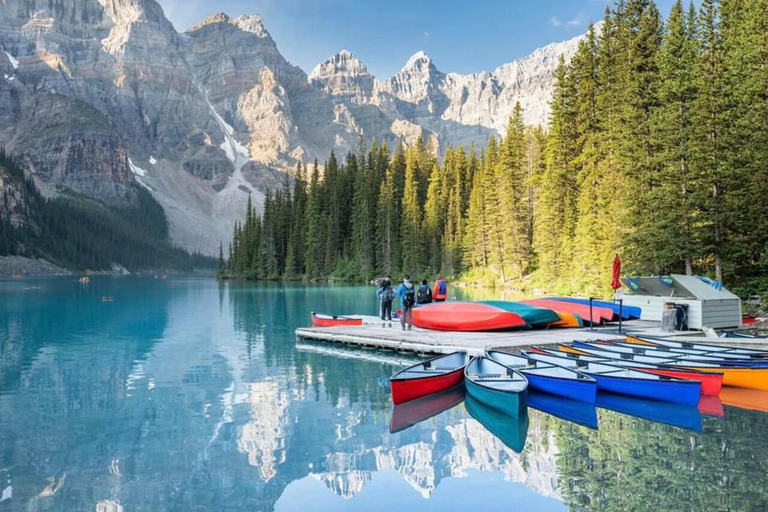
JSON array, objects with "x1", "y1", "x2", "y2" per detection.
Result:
[
  {"x1": 310, "y1": 50, "x2": 370, "y2": 80},
  {"x1": 309, "y1": 49, "x2": 376, "y2": 103},
  {"x1": 402, "y1": 50, "x2": 435, "y2": 72},
  {"x1": 189, "y1": 12, "x2": 270, "y2": 39}
]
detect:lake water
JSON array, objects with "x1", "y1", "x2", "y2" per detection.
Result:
[{"x1": 0, "y1": 277, "x2": 767, "y2": 512}]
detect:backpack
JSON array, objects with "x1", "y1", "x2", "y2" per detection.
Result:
[
  {"x1": 381, "y1": 286, "x2": 394, "y2": 303},
  {"x1": 403, "y1": 285, "x2": 416, "y2": 307},
  {"x1": 438, "y1": 280, "x2": 447, "y2": 296},
  {"x1": 417, "y1": 285, "x2": 432, "y2": 304}
]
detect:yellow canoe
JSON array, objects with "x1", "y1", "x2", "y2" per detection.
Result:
[
  {"x1": 551, "y1": 312, "x2": 584, "y2": 328},
  {"x1": 680, "y1": 366, "x2": 768, "y2": 391}
]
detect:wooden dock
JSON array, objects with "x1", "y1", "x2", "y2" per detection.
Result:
[{"x1": 295, "y1": 317, "x2": 765, "y2": 356}]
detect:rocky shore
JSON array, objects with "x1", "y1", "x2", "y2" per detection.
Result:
[{"x1": 0, "y1": 256, "x2": 71, "y2": 277}]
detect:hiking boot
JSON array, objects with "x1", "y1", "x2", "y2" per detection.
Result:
[{"x1": 407, "y1": 325, "x2": 412, "y2": 331}]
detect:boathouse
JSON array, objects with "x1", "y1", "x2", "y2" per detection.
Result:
[{"x1": 615, "y1": 274, "x2": 742, "y2": 330}]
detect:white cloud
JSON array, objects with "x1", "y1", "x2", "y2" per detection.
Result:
[{"x1": 550, "y1": 14, "x2": 585, "y2": 28}]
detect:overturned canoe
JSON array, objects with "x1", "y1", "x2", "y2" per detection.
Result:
[
  {"x1": 551, "y1": 311, "x2": 584, "y2": 328},
  {"x1": 389, "y1": 352, "x2": 469, "y2": 404},
  {"x1": 525, "y1": 351, "x2": 702, "y2": 406},
  {"x1": 412, "y1": 302, "x2": 527, "y2": 332},
  {"x1": 523, "y1": 299, "x2": 612, "y2": 325},
  {"x1": 479, "y1": 301, "x2": 561, "y2": 326},
  {"x1": 549, "y1": 298, "x2": 642, "y2": 320},
  {"x1": 465, "y1": 356, "x2": 528, "y2": 415},
  {"x1": 486, "y1": 350, "x2": 597, "y2": 403},
  {"x1": 311, "y1": 312, "x2": 363, "y2": 328}
]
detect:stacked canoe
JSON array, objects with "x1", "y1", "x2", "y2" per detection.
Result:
[
  {"x1": 311, "y1": 297, "x2": 640, "y2": 333},
  {"x1": 410, "y1": 299, "x2": 611, "y2": 332}
]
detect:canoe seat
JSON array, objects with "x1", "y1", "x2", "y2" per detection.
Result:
[
  {"x1": 469, "y1": 373, "x2": 515, "y2": 380},
  {"x1": 433, "y1": 366, "x2": 459, "y2": 371}
]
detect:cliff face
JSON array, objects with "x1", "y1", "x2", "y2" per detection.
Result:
[
  {"x1": 0, "y1": 164, "x2": 27, "y2": 229},
  {"x1": 0, "y1": 1, "x2": 589, "y2": 254}
]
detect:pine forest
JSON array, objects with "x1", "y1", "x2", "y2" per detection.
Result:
[{"x1": 225, "y1": 0, "x2": 768, "y2": 297}]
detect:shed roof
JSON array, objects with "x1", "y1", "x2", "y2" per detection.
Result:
[{"x1": 621, "y1": 274, "x2": 740, "y2": 300}]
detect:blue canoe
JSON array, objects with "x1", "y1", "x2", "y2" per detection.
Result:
[
  {"x1": 525, "y1": 351, "x2": 701, "y2": 406},
  {"x1": 527, "y1": 391, "x2": 599, "y2": 430},
  {"x1": 465, "y1": 395, "x2": 529, "y2": 453},
  {"x1": 465, "y1": 356, "x2": 528, "y2": 415},
  {"x1": 486, "y1": 350, "x2": 597, "y2": 403},
  {"x1": 573, "y1": 340, "x2": 768, "y2": 368},
  {"x1": 597, "y1": 393, "x2": 702, "y2": 432},
  {"x1": 545, "y1": 298, "x2": 642, "y2": 320}
]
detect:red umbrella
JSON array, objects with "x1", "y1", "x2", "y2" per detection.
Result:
[{"x1": 611, "y1": 254, "x2": 622, "y2": 290}]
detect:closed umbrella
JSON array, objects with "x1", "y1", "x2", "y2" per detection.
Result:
[{"x1": 611, "y1": 254, "x2": 622, "y2": 290}]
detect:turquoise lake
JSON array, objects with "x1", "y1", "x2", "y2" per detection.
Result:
[{"x1": 1, "y1": 277, "x2": 767, "y2": 511}]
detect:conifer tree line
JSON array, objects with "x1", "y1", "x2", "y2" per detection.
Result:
[
  {"x1": 226, "y1": 0, "x2": 768, "y2": 296},
  {"x1": 0, "y1": 149, "x2": 214, "y2": 271}
]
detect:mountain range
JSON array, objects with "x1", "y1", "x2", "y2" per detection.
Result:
[{"x1": 0, "y1": 0, "x2": 586, "y2": 256}]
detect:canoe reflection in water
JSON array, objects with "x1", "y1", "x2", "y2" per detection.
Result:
[
  {"x1": 596, "y1": 393, "x2": 703, "y2": 432},
  {"x1": 527, "y1": 391, "x2": 599, "y2": 430},
  {"x1": 390, "y1": 385, "x2": 466, "y2": 433},
  {"x1": 719, "y1": 387, "x2": 768, "y2": 413},
  {"x1": 465, "y1": 395, "x2": 529, "y2": 453}
]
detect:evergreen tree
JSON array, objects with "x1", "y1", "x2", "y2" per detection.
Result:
[
  {"x1": 694, "y1": 0, "x2": 729, "y2": 282},
  {"x1": 401, "y1": 146, "x2": 423, "y2": 273},
  {"x1": 305, "y1": 160, "x2": 325, "y2": 279},
  {"x1": 655, "y1": 0, "x2": 699, "y2": 275}
]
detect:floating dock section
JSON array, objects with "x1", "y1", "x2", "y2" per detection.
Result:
[{"x1": 296, "y1": 317, "x2": 766, "y2": 356}]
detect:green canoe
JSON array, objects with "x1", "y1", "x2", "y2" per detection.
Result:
[{"x1": 479, "y1": 301, "x2": 561, "y2": 326}]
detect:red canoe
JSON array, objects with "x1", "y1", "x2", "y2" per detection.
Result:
[
  {"x1": 412, "y1": 302, "x2": 527, "y2": 332},
  {"x1": 311, "y1": 312, "x2": 363, "y2": 328},
  {"x1": 523, "y1": 299, "x2": 613, "y2": 325},
  {"x1": 390, "y1": 352, "x2": 470, "y2": 404}
]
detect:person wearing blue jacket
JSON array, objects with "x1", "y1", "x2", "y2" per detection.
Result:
[{"x1": 395, "y1": 275, "x2": 416, "y2": 331}]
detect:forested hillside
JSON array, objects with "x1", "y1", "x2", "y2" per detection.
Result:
[
  {"x1": 225, "y1": 0, "x2": 767, "y2": 296},
  {"x1": 0, "y1": 151, "x2": 213, "y2": 272}
]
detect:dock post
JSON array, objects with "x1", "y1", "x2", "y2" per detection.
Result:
[
  {"x1": 617, "y1": 299, "x2": 623, "y2": 334},
  {"x1": 589, "y1": 297, "x2": 595, "y2": 331}
]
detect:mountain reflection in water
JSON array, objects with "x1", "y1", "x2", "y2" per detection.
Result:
[{"x1": 0, "y1": 278, "x2": 766, "y2": 512}]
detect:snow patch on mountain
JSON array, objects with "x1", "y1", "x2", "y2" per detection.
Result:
[{"x1": 4, "y1": 51, "x2": 18, "y2": 69}]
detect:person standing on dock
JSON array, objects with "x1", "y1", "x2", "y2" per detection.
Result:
[
  {"x1": 433, "y1": 276, "x2": 448, "y2": 302},
  {"x1": 417, "y1": 279, "x2": 433, "y2": 305},
  {"x1": 377, "y1": 278, "x2": 394, "y2": 328},
  {"x1": 396, "y1": 275, "x2": 416, "y2": 331}
]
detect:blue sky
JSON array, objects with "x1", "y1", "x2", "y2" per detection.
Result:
[{"x1": 157, "y1": 0, "x2": 685, "y2": 78}]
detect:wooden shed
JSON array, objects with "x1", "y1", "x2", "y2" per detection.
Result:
[{"x1": 615, "y1": 274, "x2": 742, "y2": 330}]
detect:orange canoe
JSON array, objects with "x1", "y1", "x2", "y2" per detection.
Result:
[
  {"x1": 550, "y1": 311, "x2": 584, "y2": 328},
  {"x1": 679, "y1": 366, "x2": 768, "y2": 391},
  {"x1": 523, "y1": 299, "x2": 612, "y2": 325}
]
